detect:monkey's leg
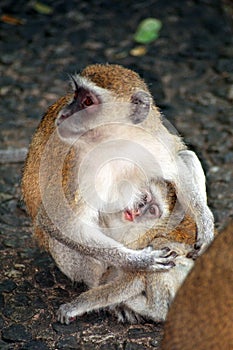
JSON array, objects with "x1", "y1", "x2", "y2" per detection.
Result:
[
  {"x1": 57, "y1": 272, "x2": 145, "y2": 324},
  {"x1": 177, "y1": 150, "x2": 214, "y2": 255},
  {"x1": 37, "y1": 204, "x2": 177, "y2": 272}
]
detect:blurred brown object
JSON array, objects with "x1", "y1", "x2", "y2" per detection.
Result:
[{"x1": 161, "y1": 220, "x2": 233, "y2": 350}]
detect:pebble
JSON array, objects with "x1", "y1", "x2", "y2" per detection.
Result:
[
  {"x1": 0, "y1": 280, "x2": 17, "y2": 293},
  {"x1": 3, "y1": 305, "x2": 36, "y2": 322},
  {"x1": 19, "y1": 340, "x2": 50, "y2": 350},
  {"x1": 0, "y1": 293, "x2": 5, "y2": 308},
  {"x1": 35, "y1": 270, "x2": 55, "y2": 288},
  {"x1": 2, "y1": 324, "x2": 31, "y2": 343},
  {"x1": 99, "y1": 343, "x2": 119, "y2": 350},
  {"x1": 125, "y1": 343, "x2": 148, "y2": 350},
  {"x1": 228, "y1": 85, "x2": 233, "y2": 100},
  {"x1": 52, "y1": 321, "x2": 83, "y2": 334},
  {"x1": 0, "y1": 316, "x2": 5, "y2": 329},
  {"x1": 0, "y1": 340, "x2": 14, "y2": 350},
  {"x1": 55, "y1": 335, "x2": 79, "y2": 349}
]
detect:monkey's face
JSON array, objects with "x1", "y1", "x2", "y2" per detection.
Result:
[
  {"x1": 56, "y1": 74, "x2": 152, "y2": 144},
  {"x1": 123, "y1": 181, "x2": 170, "y2": 226}
]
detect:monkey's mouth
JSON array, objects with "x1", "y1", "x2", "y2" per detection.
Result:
[{"x1": 124, "y1": 209, "x2": 140, "y2": 222}]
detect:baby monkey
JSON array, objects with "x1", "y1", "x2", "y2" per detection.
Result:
[{"x1": 57, "y1": 180, "x2": 196, "y2": 324}]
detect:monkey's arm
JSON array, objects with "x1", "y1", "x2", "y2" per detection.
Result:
[
  {"x1": 176, "y1": 150, "x2": 214, "y2": 255},
  {"x1": 36, "y1": 204, "x2": 176, "y2": 272}
]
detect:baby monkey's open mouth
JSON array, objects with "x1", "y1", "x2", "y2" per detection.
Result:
[{"x1": 124, "y1": 193, "x2": 161, "y2": 222}]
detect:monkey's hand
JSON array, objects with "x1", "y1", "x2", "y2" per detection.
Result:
[
  {"x1": 177, "y1": 150, "x2": 215, "y2": 258},
  {"x1": 57, "y1": 302, "x2": 82, "y2": 325},
  {"x1": 124, "y1": 246, "x2": 177, "y2": 271},
  {"x1": 186, "y1": 206, "x2": 214, "y2": 259},
  {"x1": 195, "y1": 207, "x2": 215, "y2": 256},
  {"x1": 37, "y1": 205, "x2": 177, "y2": 271}
]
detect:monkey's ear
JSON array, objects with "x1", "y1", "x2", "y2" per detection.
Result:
[{"x1": 130, "y1": 91, "x2": 151, "y2": 124}]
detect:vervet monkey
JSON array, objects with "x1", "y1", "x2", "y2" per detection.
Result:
[
  {"x1": 57, "y1": 180, "x2": 196, "y2": 324},
  {"x1": 21, "y1": 64, "x2": 214, "y2": 322},
  {"x1": 161, "y1": 221, "x2": 232, "y2": 350}
]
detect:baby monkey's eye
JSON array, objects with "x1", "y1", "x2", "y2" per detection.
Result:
[
  {"x1": 148, "y1": 204, "x2": 161, "y2": 218},
  {"x1": 149, "y1": 206, "x2": 156, "y2": 215}
]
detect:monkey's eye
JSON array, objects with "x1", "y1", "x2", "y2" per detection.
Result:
[
  {"x1": 82, "y1": 96, "x2": 94, "y2": 108},
  {"x1": 148, "y1": 204, "x2": 160, "y2": 218}
]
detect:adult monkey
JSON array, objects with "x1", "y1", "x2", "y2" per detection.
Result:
[{"x1": 22, "y1": 64, "x2": 214, "y2": 322}]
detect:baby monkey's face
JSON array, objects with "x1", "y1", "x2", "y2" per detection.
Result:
[{"x1": 124, "y1": 191, "x2": 163, "y2": 223}]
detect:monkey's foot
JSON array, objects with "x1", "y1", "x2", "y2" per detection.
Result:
[
  {"x1": 131, "y1": 246, "x2": 178, "y2": 271},
  {"x1": 57, "y1": 303, "x2": 81, "y2": 325},
  {"x1": 110, "y1": 305, "x2": 147, "y2": 324}
]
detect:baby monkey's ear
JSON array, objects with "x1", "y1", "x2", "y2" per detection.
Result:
[{"x1": 130, "y1": 91, "x2": 151, "y2": 124}]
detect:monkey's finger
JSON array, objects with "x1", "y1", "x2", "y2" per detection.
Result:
[
  {"x1": 186, "y1": 250, "x2": 198, "y2": 260},
  {"x1": 194, "y1": 242, "x2": 201, "y2": 251},
  {"x1": 192, "y1": 240, "x2": 209, "y2": 257},
  {"x1": 57, "y1": 303, "x2": 78, "y2": 325},
  {"x1": 151, "y1": 261, "x2": 176, "y2": 271},
  {"x1": 160, "y1": 248, "x2": 178, "y2": 259}
]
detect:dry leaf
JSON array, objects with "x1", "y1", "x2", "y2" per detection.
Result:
[
  {"x1": 130, "y1": 45, "x2": 147, "y2": 56},
  {"x1": 1, "y1": 14, "x2": 25, "y2": 25}
]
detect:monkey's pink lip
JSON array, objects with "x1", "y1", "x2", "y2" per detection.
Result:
[{"x1": 124, "y1": 209, "x2": 140, "y2": 221}]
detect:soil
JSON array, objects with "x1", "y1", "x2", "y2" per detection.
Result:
[{"x1": 0, "y1": 0, "x2": 233, "y2": 349}]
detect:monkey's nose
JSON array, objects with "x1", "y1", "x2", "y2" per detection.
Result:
[{"x1": 124, "y1": 209, "x2": 140, "y2": 221}]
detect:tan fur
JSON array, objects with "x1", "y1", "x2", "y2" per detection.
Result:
[
  {"x1": 81, "y1": 64, "x2": 150, "y2": 97},
  {"x1": 132, "y1": 183, "x2": 197, "y2": 249},
  {"x1": 161, "y1": 221, "x2": 232, "y2": 350}
]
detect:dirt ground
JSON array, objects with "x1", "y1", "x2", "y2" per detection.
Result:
[{"x1": 0, "y1": 0, "x2": 233, "y2": 349}]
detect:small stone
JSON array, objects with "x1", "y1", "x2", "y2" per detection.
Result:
[
  {"x1": 52, "y1": 321, "x2": 83, "y2": 334},
  {"x1": 0, "y1": 279, "x2": 17, "y2": 293},
  {"x1": 125, "y1": 343, "x2": 147, "y2": 350},
  {"x1": 3, "y1": 305, "x2": 36, "y2": 322},
  {"x1": 0, "y1": 54, "x2": 15, "y2": 65},
  {"x1": 6, "y1": 269, "x2": 23, "y2": 278},
  {"x1": 2, "y1": 324, "x2": 31, "y2": 343},
  {"x1": 209, "y1": 166, "x2": 220, "y2": 173},
  {"x1": 0, "y1": 340, "x2": 13, "y2": 350},
  {"x1": 3, "y1": 238, "x2": 21, "y2": 248},
  {"x1": 228, "y1": 85, "x2": 233, "y2": 100},
  {"x1": 0, "y1": 293, "x2": 5, "y2": 308},
  {"x1": 150, "y1": 338, "x2": 159, "y2": 347},
  {"x1": 99, "y1": 343, "x2": 119, "y2": 350},
  {"x1": 19, "y1": 340, "x2": 50, "y2": 350},
  {"x1": 17, "y1": 281, "x2": 34, "y2": 293},
  {"x1": 55, "y1": 335, "x2": 79, "y2": 349},
  {"x1": 35, "y1": 270, "x2": 55, "y2": 288},
  {"x1": 0, "y1": 316, "x2": 5, "y2": 329},
  {"x1": 14, "y1": 293, "x2": 31, "y2": 307},
  {"x1": 33, "y1": 296, "x2": 47, "y2": 309},
  {"x1": 130, "y1": 46, "x2": 147, "y2": 57}
]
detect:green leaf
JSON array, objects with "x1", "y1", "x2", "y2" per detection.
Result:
[
  {"x1": 33, "y1": 1, "x2": 54, "y2": 15},
  {"x1": 134, "y1": 18, "x2": 162, "y2": 44}
]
